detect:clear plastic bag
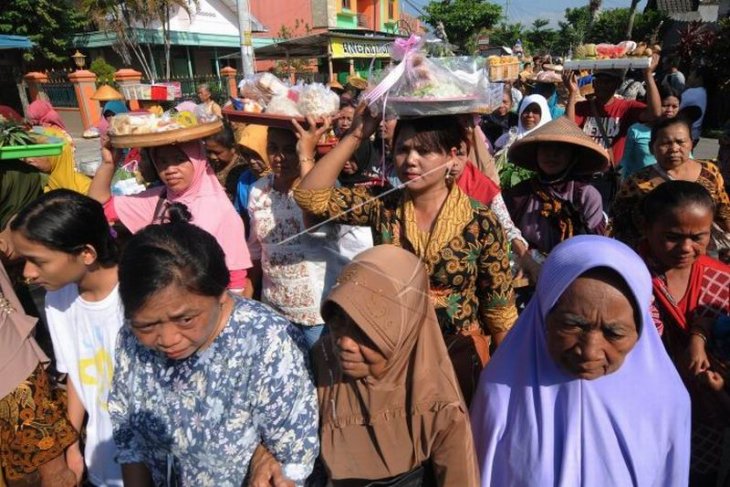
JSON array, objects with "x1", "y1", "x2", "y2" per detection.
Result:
[{"x1": 297, "y1": 83, "x2": 340, "y2": 118}]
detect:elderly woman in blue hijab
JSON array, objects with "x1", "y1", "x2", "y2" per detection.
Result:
[{"x1": 471, "y1": 235, "x2": 691, "y2": 486}]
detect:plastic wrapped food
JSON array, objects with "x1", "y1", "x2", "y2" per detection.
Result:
[
  {"x1": 266, "y1": 96, "x2": 303, "y2": 117},
  {"x1": 297, "y1": 83, "x2": 340, "y2": 118},
  {"x1": 364, "y1": 36, "x2": 501, "y2": 117}
]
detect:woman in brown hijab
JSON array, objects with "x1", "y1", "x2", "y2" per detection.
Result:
[
  {"x1": 0, "y1": 261, "x2": 78, "y2": 486},
  {"x1": 315, "y1": 245, "x2": 480, "y2": 486}
]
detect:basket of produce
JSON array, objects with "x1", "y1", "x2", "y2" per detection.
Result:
[
  {"x1": 109, "y1": 108, "x2": 223, "y2": 148},
  {"x1": 362, "y1": 37, "x2": 501, "y2": 118},
  {"x1": 564, "y1": 41, "x2": 655, "y2": 71},
  {"x1": 487, "y1": 55, "x2": 521, "y2": 82},
  {"x1": 0, "y1": 120, "x2": 65, "y2": 160},
  {"x1": 224, "y1": 73, "x2": 340, "y2": 130}
]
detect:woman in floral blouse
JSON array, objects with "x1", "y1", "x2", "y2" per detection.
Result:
[
  {"x1": 108, "y1": 215, "x2": 318, "y2": 486},
  {"x1": 247, "y1": 126, "x2": 345, "y2": 349},
  {"x1": 292, "y1": 107, "x2": 518, "y2": 405}
]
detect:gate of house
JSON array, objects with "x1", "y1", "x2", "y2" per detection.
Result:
[{"x1": 44, "y1": 70, "x2": 78, "y2": 108}]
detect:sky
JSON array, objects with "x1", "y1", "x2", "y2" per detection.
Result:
[{"x1": 402, "y1": 0, "x2": 648, "y2": 28}]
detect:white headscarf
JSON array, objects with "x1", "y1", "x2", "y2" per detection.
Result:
[{"x1": 494, "y1": 94, "x2": 552, "y2": 150}]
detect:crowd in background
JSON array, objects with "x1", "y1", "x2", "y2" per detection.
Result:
[{"x1": 0, "y1": 48, "x2": 729, "y2": 487}]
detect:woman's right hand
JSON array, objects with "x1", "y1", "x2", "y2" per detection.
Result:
[
  {"x1": 348, "y1": 102, "x2": 380, "y2": 141},
  {"x1": 686, "y1": 334, "x2": 711, "y2": 376},
  {"x1": 100, "y1": 134, "x2": 120, "y2": 167},
  {"x1": 562, "y1": 70, "x2": 578, "y2": 95}
]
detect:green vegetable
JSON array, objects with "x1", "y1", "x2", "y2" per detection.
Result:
[{"x1": 0, "y1": 121, "x2": 35, "y2": 148}]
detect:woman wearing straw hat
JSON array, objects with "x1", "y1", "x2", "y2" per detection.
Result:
[{"x1": 502, "y1": 117, "x2": 610, "y2": 281}]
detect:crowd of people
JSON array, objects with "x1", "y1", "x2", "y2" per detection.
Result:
[{"x1": 0, "y1": 51, "x2": 729, "y2": 487}]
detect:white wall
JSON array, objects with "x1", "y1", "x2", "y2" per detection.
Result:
[{"x1": 140, "y1": 0, "x2": 240, "y2": 36}]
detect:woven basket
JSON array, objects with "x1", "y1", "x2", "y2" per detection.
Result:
[
  {"x1": 110, "y1": 120, "x2": 223, "y2": 148},
  {"x1": 488, "y1": 62, "x2": 520, "y2": 82}
]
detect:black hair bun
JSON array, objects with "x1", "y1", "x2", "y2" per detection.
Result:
[{"x1": 165, "y1": 202, "x2": 193, "y2": 224}]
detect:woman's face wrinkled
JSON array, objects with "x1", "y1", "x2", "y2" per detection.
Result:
[
  {"x1": 496, "y1": 92, "x2": 512, "y2": 117},
  {"x1": 205, "y1": 139, "x2": 236, "y2": 172},
  {"x1": 129, "y1": 283, "x2": 226, "y2": 361},
  {"x1": 327, "y1": 307, "x2": 387, "y2": 380},
  {"x1": 652, "y1": 123, "x2": 692, "y2": 169},
  {"x1": 645, "y1": 204, "x2": 713, "y2": 270},
  {"x1": 546, "y1": 272, "x2": 639, "y2": 380}
]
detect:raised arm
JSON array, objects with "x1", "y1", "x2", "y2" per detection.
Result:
[
  {"x1": 639, "y1": 53, "x2": 662, "y2": 123},
  {"x1": 295, "y1": 103, "x2": 380, "y2": 191},
  {"x1": 87, "y1": 135, "x2": 117, "y2": 204},
  {"x1": 563, "y1": 70, "x2": 579, "y2": 122},
  {"x1": 293, "y1": 115, "x2": 331, "y2": 179}
]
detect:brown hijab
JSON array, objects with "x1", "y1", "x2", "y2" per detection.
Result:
[
  {"x1": 316, "y1": 245, "x2": 479, "y2": 485},
  {"x1": 0, "y1": 261, "x2": 47, "y2": 399}
]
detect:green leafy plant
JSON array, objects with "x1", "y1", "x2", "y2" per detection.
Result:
[
  {"x1": 90, "y1": 57, "x2": 117, "y2": 86},
  {"x1": 0, "y1": 121, "x2": 35, "y2": 147}
]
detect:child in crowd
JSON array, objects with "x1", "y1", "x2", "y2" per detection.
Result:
[{"x1": 10, "y1": 190, "x2": 123, "y2": 487}]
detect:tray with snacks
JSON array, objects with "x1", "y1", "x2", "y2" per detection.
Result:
[
  {"x1": 110, "y1": 121, "x2": 223, "y2": 148},
  {"x1": 108, "y1": 109, "x2": 223, "y2": 148}
]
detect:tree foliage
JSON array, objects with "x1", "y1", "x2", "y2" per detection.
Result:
[
  {"x1": 0, "y1": 0, "x2": 87, "y2": 67},
  {"x1": 422, "y1": 0, "x2": 502, "y2": 53},
  {"x1": 89, "y1": 57, "x2": 118, "y2": 85},
  {"x1": 81, "y1": 0, "x2": 199, "y2": 80}
]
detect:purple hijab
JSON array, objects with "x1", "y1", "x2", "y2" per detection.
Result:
[{"x1": 471, "y1": 235, "x2": 690, "y2": 487}]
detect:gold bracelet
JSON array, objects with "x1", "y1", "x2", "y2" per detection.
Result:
[{"x1": 299, "y1": 156, "x2": 315, "y2": 164}]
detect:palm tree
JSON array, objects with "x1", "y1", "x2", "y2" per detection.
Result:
[
  {"x1": 81, "y1": 0, "x2": 198, "y2": 81},
  {"x1": 587, "y1": 0, "x2": 602, "y2": 32},
  {"x1": 626, "y1": 0, "x2": 642, "y2": 38}
]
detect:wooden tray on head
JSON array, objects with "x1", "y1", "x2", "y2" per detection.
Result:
[
  {"x1": 109, "y1": 120, "x2": 223, "y2": 148},
  {"x1": 223, "y1": 108, "x2": 313, "y2": 130}
]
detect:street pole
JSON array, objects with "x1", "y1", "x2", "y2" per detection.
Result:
[{"x1": 237, "y1": 0, "x2": 255, "y2": 77}]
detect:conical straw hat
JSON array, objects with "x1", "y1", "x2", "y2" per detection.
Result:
[
  {"x1": 507, "y1": 116, "x2": 610, "y2": 174},
  {"x1": 91, "y1": 84, "x2": 124, "y2": 101}
]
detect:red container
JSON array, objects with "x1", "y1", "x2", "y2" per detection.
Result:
[{"x1": 150, "y1": 85, "x2": 168, "y2": 101}]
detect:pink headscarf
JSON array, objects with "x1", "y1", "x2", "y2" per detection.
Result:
[
  {"x1": 26, "y1": 100, "x2": 67, "y2": 131},
  {"x1": 114, "y1": 141, "x2": 252, "y2": 272}
]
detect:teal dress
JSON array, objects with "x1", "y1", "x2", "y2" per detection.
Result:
[{"x1": 620, "y1": 122, "x2": 655, "y2": 179}]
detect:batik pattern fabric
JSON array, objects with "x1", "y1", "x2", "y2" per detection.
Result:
[
  {"x1": 0, "y1": 364, "x2": 77, "y2": 480},
  {"x1": 612, "y1": 160, "x2": 730, "y2": 248},
  {"x1": 293, "y1": 185, "x2": 517, "y2": 337}
]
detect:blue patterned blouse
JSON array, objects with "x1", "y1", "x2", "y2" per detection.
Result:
[{"x1": 108, "y1": 296, "x2": 319, "y2": 486}]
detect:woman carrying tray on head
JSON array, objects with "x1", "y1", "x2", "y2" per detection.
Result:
[
  {"x1": 88, "y1": 135, "x2": 253, "y2": 296},
  {"x1": 292, "y1": 105, "x2": 518, "y2": 406}
]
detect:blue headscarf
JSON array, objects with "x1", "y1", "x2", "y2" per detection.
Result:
[{"x1": 102, "y1": 100, "x2": 128, "y2": 116}]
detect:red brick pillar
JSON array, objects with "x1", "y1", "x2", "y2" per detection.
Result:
[
  {"x1": 220, "y1": 66, "x2": 238, "y2": 98},
  {"x1": 114, "y1": 68, "x2": 143, "y2": 111},
  {"x1": 23, "y1": 72, "x2": 49, "y2": 102},
  {"x1": 68, "y1": 69, "x2": 101, "y2": 130}
]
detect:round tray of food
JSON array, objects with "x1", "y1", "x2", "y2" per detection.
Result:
[
  {"x1": 386, "y1": 96, "x2": 480, "y2": 117},
  {"x1": 109, "y1": 119, "x2": 223, "y2": 148}
]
